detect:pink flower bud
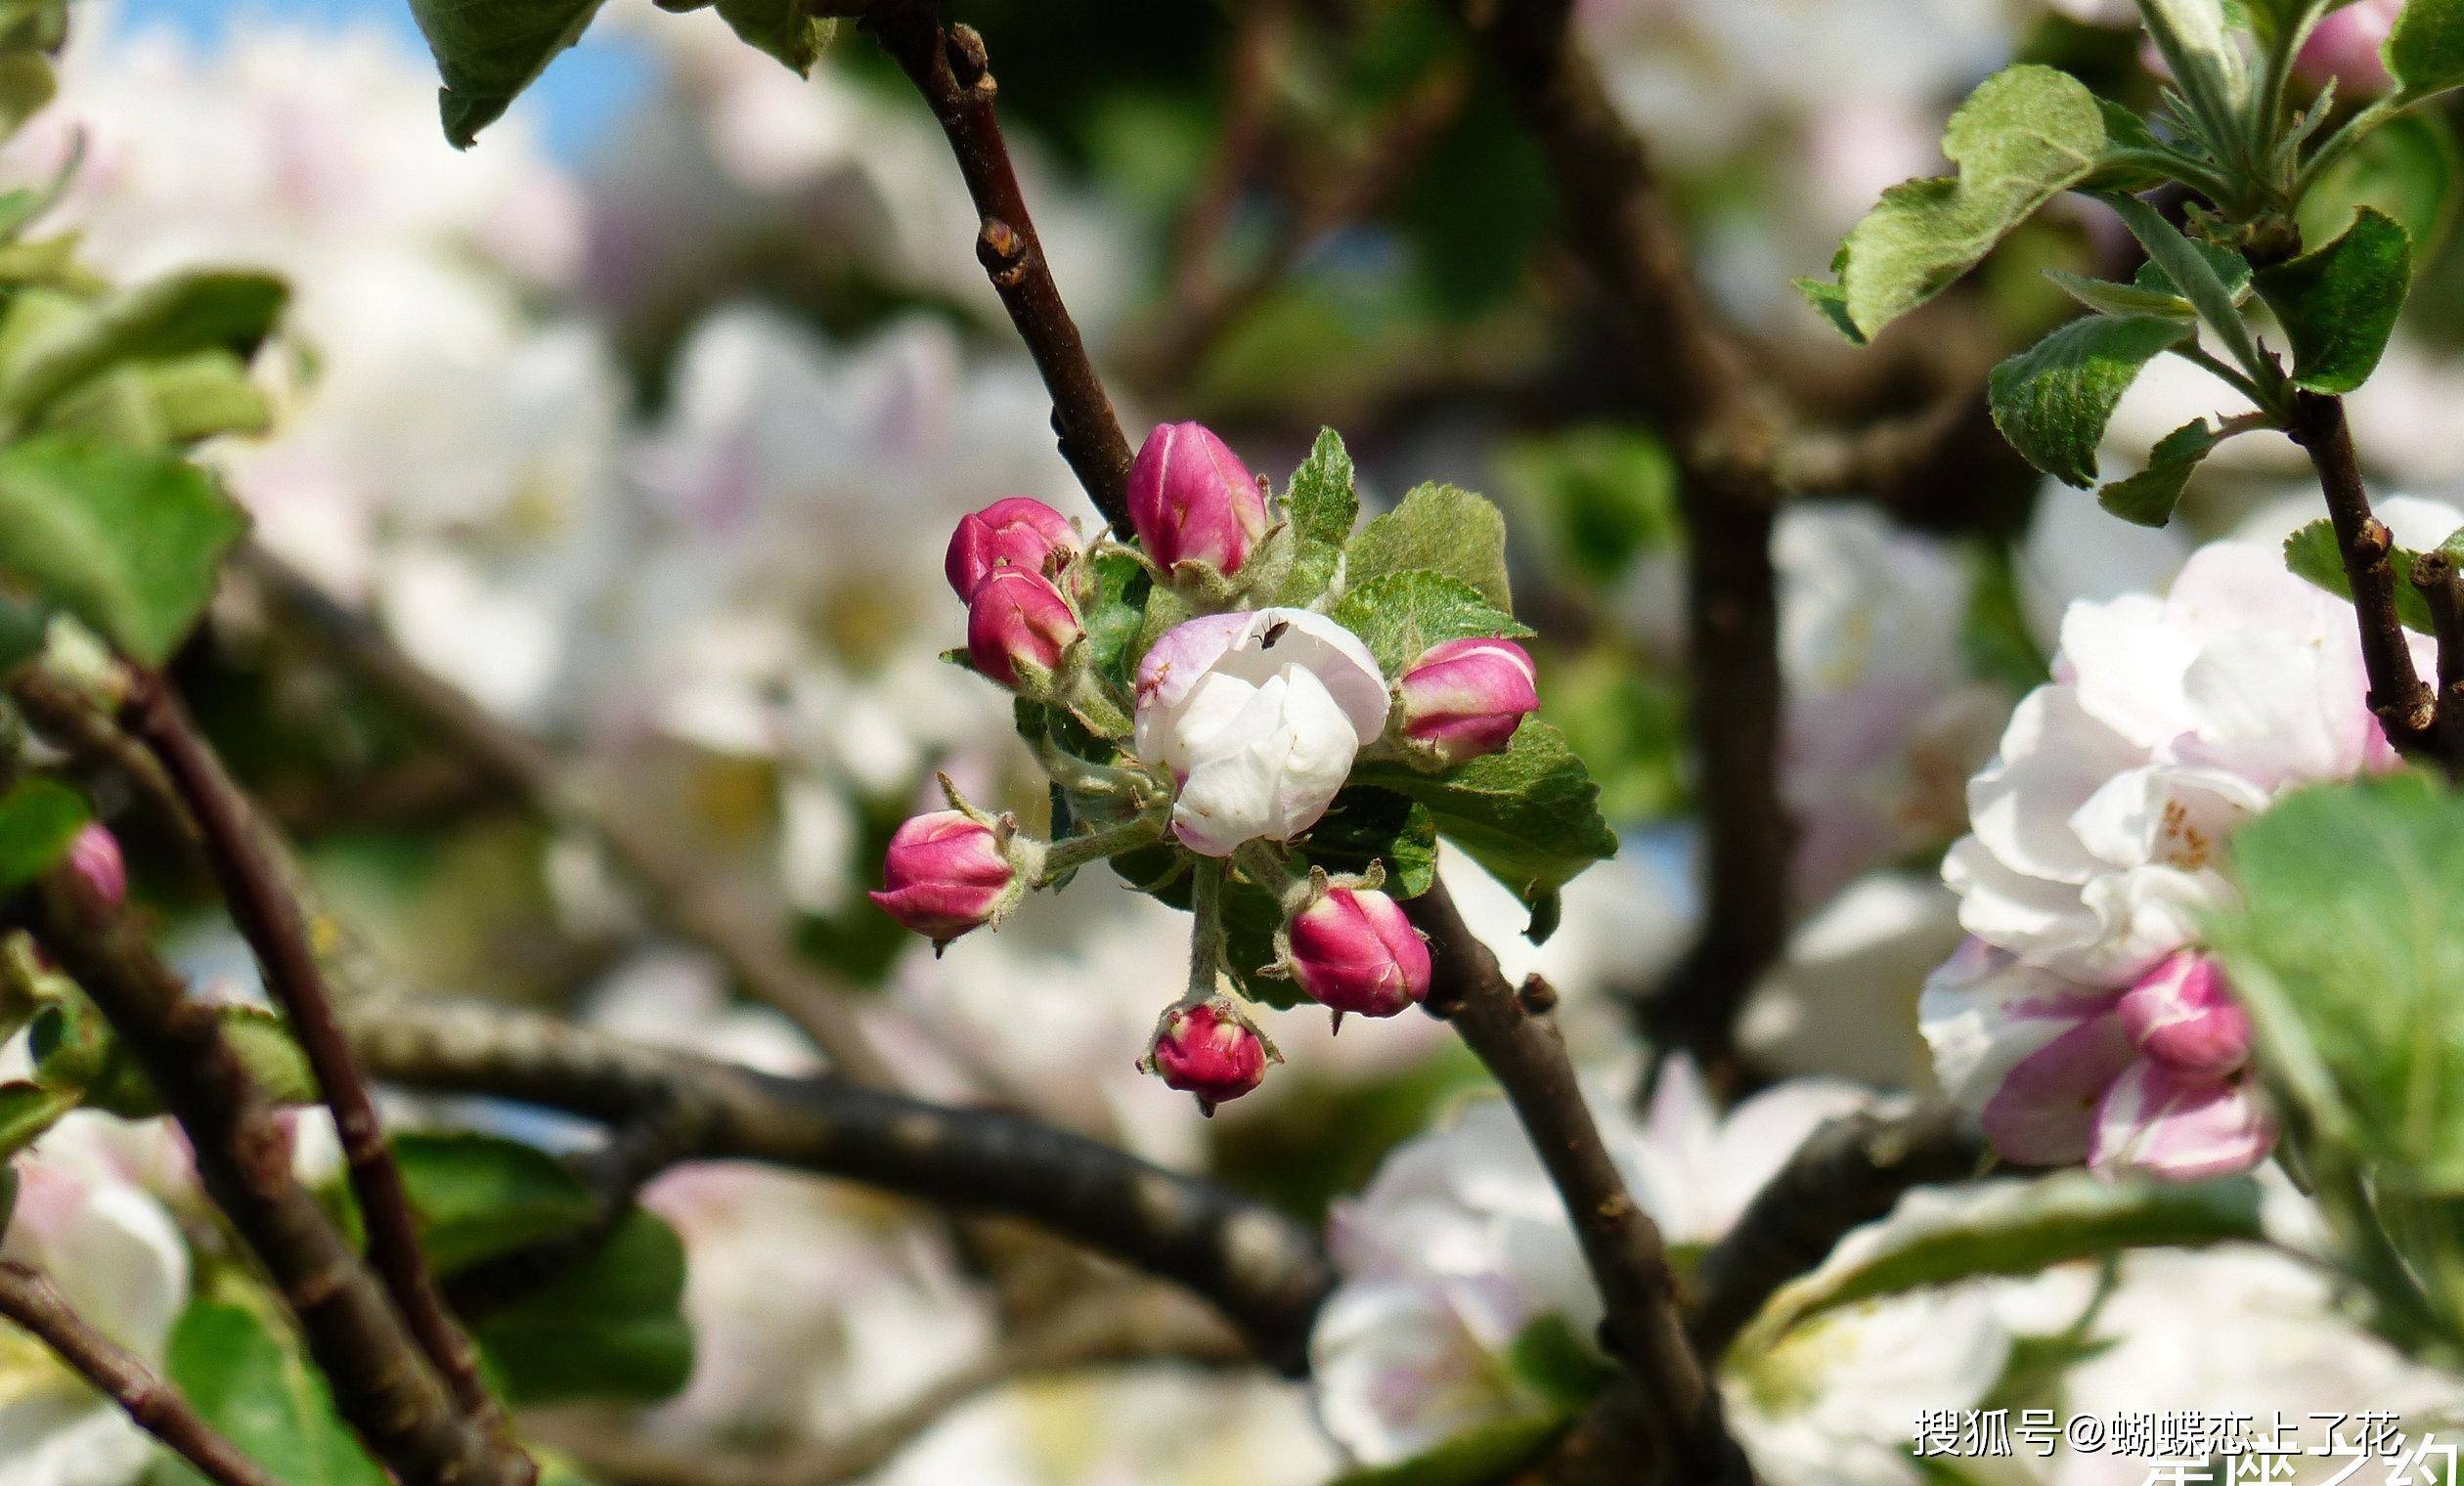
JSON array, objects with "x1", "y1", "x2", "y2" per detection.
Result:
[
  {"x1": 66, "y1": 822, "x2": 125, "y2": 909},
  {"x1": 1288, "y1": 886, "x2": 1430, "y2": 1019},
  {"x1": 868, "y1": 810, "x2": 1014, "y2": 944},
  {"x1": 1127, "y1": 421, "x2": 1269, "y2": 575},
  {"x1": 2118, "y1": 952, "x2": 2251, "y2": 1080},
  {"x1": 1396, "y1": 637, "x2": 1539, "y2": 765},
  {"x1": 965, "y1": 567, "x2": 1082, "y2": 687},
  {"x1": 944, "y1": 497, "x2": 1078, "y2": 599},
  {"x1": 2296, "y1": 0, "x2": 2398, "y2": 94},
  {"x1": 1149, "y1": 1002, "x2": 1267, "y2": 1113}
]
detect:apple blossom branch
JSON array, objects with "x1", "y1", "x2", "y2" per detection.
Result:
[
  {"x1": 116, "y1": 668, "x2": 507, "y2": 1436},
  {"x1": 861, "y1": 0, "x2": 1136, "y2": 536},
  {"x1": 0, "y1": 1261, "x2": 281, "y2": 1486},
  {"x1": 1405, "y1": 878, "x2": 1758, "y2": 1485},
  {"x1": 25, "y1": 868, "x2": 534, "y2": 1486},
  {"x1": 340, "y1": 997, "x2": 1338, "y2": 1375}
]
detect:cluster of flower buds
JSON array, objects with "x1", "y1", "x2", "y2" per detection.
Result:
[{"x1": 877, "y1": 420, "x2": 1546, "y2": 1110}]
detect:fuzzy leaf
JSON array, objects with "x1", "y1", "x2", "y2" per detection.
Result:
[
  {"x1": 1346, "y1": 483, "x2": 1513, "y2": 611},
  {"x1": 162, "y1": 1301, "x2": 387, "y2": 1486},
  {"x1": 2255, "y1": 205, "x2": 2412, "y2": 394},
  {"x1": 2389, "y1": 0, "x2": 2464, "y2": 101},
  {"x1": 1738, "y1": 1172, "x2": 2263, "y2": 1352},
  {"x1": 0, "y1": 434, "x2": 247, "y2": 663},
  {"x1": 408, "y1": 0, "x2": 610, "y2": 148},
  {"x1": 1826, "y1": 66, "x2": 2109, "y2": 341},
  {"x1": 1284, "y1": 427, "x2": 1359, "y2": 549},
  {"x1": 0, "y1": 272, "x2": 285, "y2": 429},
  {"x1": 2210, "y1": 773, "x2": 2464, "y2": 1191},
  {"x1": 1987, "y1": 314, "x2": 2194, "y2": 489},
  {"x1": 2042, "y1": 269, "x2": 2195, "y2": 320},
  {"x1": 0, "y1": 775, "x2": 84, "y2": 890},
  {"x1": 711, "y1": 0, "x2": 836, "y2": 74},
  {"x1": 2283, "y1": 517, "x2": 2437, "y2": 632},
  {"x1": 2096, "y1": 417, "x2": 2236, "y2": 527},
  {"x1": 1353, "y1": 721, "x2": 1615, "y2": 933},
  {"x1": 1329, "y1": 570, "x2": 1534, "y2": 677}
]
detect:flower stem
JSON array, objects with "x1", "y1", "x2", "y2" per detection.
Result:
[
  {"x1": 1186, "y1": 855, "x2": 1229, "y2": 1004},
  {"x1": 1036, "y1": 812, "x2": 1167, "y2": 884}
]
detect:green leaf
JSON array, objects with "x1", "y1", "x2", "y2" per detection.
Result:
[
  {"x1": 1326, "y1": 1413, "x2": 1572, "y2": 1486},
  {"x1": 1737, "y1": 1172, "x2": 2264, "y2": 1351},
  {"x1": 392, "y1": 1131, "x2": 599, "y2": 1275},
  {"x1": 2096, "y1": 417, "x2": 2240, "y2": 527},
  {"x1": 1329, "y1": 570, "x2": 1534, "y2": 677},
  {"x1": 2106, "y1": 195, "x2": 2268, "y2": 381},
  {"x1": 474, "y1": 1208, "x2": 694, "y2": 1405},
  {"x1": 2042, "y1": 268, "x2": 2196, "y2": 320},
  {"x1": 0, "y1": 436, "x2": 246, "y2": 664},
  {"x1": 2389, "y1": 0, "x2": 2464, "y2": 101},
  {"x1": 0, "y1": 52, "x2": 52, "y2": 142},
  {"x1": 2127, "y1": 237, "x2": 2252, "y2": 303},
  {"x1": 2283, "y1": 516, "x2": 2437, "y2": 632},
  {"x1": 85, "y1": 1006, "x2": 319, "y2": 1117},
  {"x1": 1795, "y1": 270, "x2": 1864, "y2": 341},
  {"x1": 1345, "y1": 483, "x2": 1513, "y2": 611},
  {"x1": 0, "y1": 1080, "x2": 75, "y2": 1158},
  {"x1": 1826, "y1": 66, "x2": 2110, "y2": 341},
  {"x1": 709, "y1": 0, "x2": 837, "y2": 74},
  {"x1": 1987, "y1": 314, "x2": 2194, "y2": 489},
  {"x1": 2299, "y1": 110, "x2": 2460, "y2": 257},
  {"x1": 1078, "y1": 551, "x2": 1151, "y2": 691},
  {"x1": 1495, "y1": 425, "x2": 1680, "y2": 586},
  {"x1": 1298, "y1": 785, "x2": 1439, "y2": 898},
  {"x1": 161, "y1": 1301, "x2": 387, "y2": 1486},
  {"x1": 0, "y1": 272, "x2": 286, "y2": 430},
  {"x1": 2209, "y1": 773, "x2": 2464, "y2": 1191},
  {"x1": 1505, "y1": 1315, "x2": 1617, "y2": 1410},
  {"x1": 2255, "y1": 205, "x2": 2412, "y2": 394},
  {"x1": 1353, "y1": 721, "x2": 1616, "y2": 933},
  {"x1": 407, "y1": 0, "x2": 610, "y2": 149},
  {"x1": 0, "y1": 775, "x2": 85, "y2": 890},
  {"x1": 1283, "y1": 427, "x2": 1359, "y2": 549}
]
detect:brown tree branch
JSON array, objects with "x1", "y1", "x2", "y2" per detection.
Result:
[
  {"x1": 1685, "y1": 1102, "x2": 1983, "y2": 1362},
  {"x1": 2411, "y1": 547, "x2": 2464, "y2": 777},
  {"x1": 2288, "y1": 390, "x2": 2437, "y2": 755},
  {"x1": 27, "y1": 870, "x2": 531, "y2": 1486},
  {"x1": 342, "y1": 998, "x2": 1336, "y2": 1375},
  {"x1": 862, "y1": 2, "x2": 1135, "y2": 534},
  {"x1": 1404, "y1": 878, "x2": 1755, "y2": 1484},
  {"x1": 0, "y1": 1260, "x2": 282, "y2": 1486},
  {"x1": 118, "y1": 669, "x2": 506, "y2": 1434}
]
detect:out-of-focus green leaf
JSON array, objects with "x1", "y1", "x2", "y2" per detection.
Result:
[
  {"x1": 0, "y1": 1080, "x2": 75, "y2": 1158},
  {"x1": 2389, "y1": 0, "x2": 2464, "y2": 101},
  {"x1": 1496, "y1": 425, "x2": 1680, "y2": 586},
  {"x1": 0, "y1": 776, "x2": 84, "y2": 890},
  {"x1": 473, "y1": 1208, "x2": 694, "y2": 1406},
  {"x1": 707, "y1": 0, "x2": 838, "y2": 75},
  {"x1": 0, "y1": 434, "x2": 246, "y2": 664},
  {"x1": 2300, "y1": 110, "x2": 2460, "y2": 258},
  {"x1": 1326, "y1": 1413, "x2": 1573, "y2": 1486},
  {"x1": 393, "y1": 1130, "x2": 600, "y2": 1275},
  {"x1": 2282, "y1": 517, "x2": 2439, "y2": 633},
  {"x1": 2211, "y1": 773, "x2": 2464, "y2": 1191},
  {"x1": 160, "y1": 1301, "x2": 387, "y2": 1486},
  {"x1": 0, "y1": 272, "x2": 285, "y2": 429}
]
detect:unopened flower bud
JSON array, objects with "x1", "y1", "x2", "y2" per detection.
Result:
[
  {"x1": 67, "y1": 823, "x2": 125, "y2": 909},
  {"x1": 966, "y1": 567, "x2": 1082, "y2": 688},
  {"x1": 1127, "y1": 421, "x2": 1269, "y2": 576},
  {"x1": 1288, "y1": 886, "x2": 1430, "y2": 1019},
  {"x1": 1396, "y1": 637, "x2": 1539, "y2": 765},
  {"x1": 868, "y1": 810, "x2": 1015, "y2": 945},
  {"x1": 2118, "y1": 952, "x2": 2250, "y2": 1079},
  {"x1": 1149, "y1": 1001, "x2": 1267, "y2": 1113},
  {"x1": 945, "y1": 497, "x2": 1078, "y2": 599},
  {"x1": 2296, "y1": 0, "x2": 2398, "y2": 93}
]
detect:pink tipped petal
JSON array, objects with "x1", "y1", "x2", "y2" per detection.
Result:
[
  {"x1": 2090, "y1": 1060, "x2": 2275, "y2": 1181},
  {"x1": 944, "y1": 497, "x2": 1078, "y2": 598},
  {"x1": 965, "y1": 567, "x2": 1082, "y2": 688},
  {"x1": 2118, "y1": 951, "x2": 2251, "y2": 1078},
  {"x1": 1397, "y1": 638, "x2": 1539, "y2": 765},
  {"x1": 1127, "y1": 421, "x2": 1269, "y2": 574},
  {"x1": 1289, "y1": 887, "x2": 1433, "y2": 1018},
  {"x1": 1979, "y1": 1012, "x2": 2136, "y2": 1166}
]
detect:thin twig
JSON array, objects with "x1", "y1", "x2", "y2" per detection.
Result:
[
  {"x1": 119, "y1": 670, "x2": 506, "y2": 1434},
  {"x1": 0, "y1": 1260, "x2": 282, "y2": 1486},
  {"x1": 862, "y1": 2, "x2": 1135, "y2": 534},
  {"x1": 1404, "y1": 878, "x2": 1755, "y2": 1484},
  {"x1": 2287, "y1": 390, "x2": 2437, "y2": 752},
  {"x1": 2412, "y1": 547, "x2": 2464, "y2": 779},
  {"x1": 1686, "y1": 1102, "x2": 1983, "y2": 1362},
  {"x1": 342, "y1": 998, "x2": 1337, "y2": 1375},
  {"x1": 235, "y1": 545, "x2": 896, "y2": 1089},
  {"x1": 27, "y1": 870, "x2": 531, "y2": 1486}
]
